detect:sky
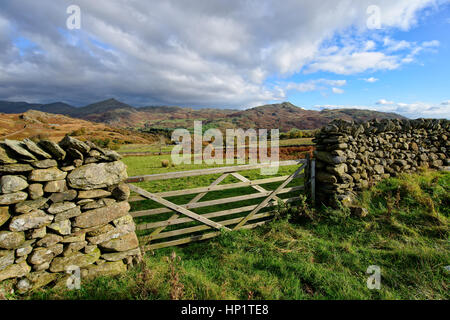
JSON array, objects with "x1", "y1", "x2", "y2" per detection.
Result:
[{"x1": 0, "y1": 0, "x2": 449, "y2": 119}]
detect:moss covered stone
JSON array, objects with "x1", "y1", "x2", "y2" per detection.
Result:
[{"x1": 49, "y1": 247, "x2": 101, "y2": 272}]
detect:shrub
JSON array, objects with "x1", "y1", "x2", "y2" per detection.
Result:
[
  {"x1": 109, "y1": 144, "x2": 120, "y2": 150},
  {"x1": 69, "y1": 127, "x2": 87, "y2": 136},
  {"x1": 29, "y1": 133, "x2": 50, "y2": 142},
  {"x1": 288, "y1": 195, "x2": 317, "y2": 223},
  {"x1": 90, "y1": 138, "x2": 121, "y2": 150},
  {"x1": 161, "y1": 160, "x2": 170, "y2": 167}
]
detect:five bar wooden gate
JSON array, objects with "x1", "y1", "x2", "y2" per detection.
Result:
[{"x1": 126, "y1": 157, "x2": 315, "y2": 252}]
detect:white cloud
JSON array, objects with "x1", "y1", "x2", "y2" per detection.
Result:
[
  {"x1": 390, "y1": 101, "x2": 450, "y2": 118},
  {"x1": 316, "y1": 100, "x2": 450, "y2": 119},
  {"x1": 364, "y1": 40, "x2": 376, "y2": 51},
  {"x1": 422, "y1": 40, "x2": 440, "y2": 47},
  {"x1": 306, "y1": 46, "x2": 400, "y2": 75},
  {"x1": 383, "y1": 37, "x2": 412, "y2": 52},
  {"x1": 363, "y1": 77, "x2": 379, "y2": 83},
  {"x1": 306, "y1": 34, "x2": 441, "y2": 75},
  {"x1": 377, "y1": 99, "x2": 395, "y2": 105},
  {"x1": 285, "y1": 79, "x2": 347, "y2": 93},
  {"x1": 332, "y1": 87, "x2": 345, "y2": 94},
  {"x1": 325, "y1": 80, "x2": 347, "y2": 87},
  {"x1": 0, "y1": 0, "x2": 444, "y2": 107}
]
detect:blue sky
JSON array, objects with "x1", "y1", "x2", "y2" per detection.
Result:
[
  {"x1": 0, "y1": 0, "x2": 449, "y2": 118},
  {"x1": 284, "y1": 3, "x2": 450, "y2": 114}
]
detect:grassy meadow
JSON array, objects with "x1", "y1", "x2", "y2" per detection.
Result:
[
  {"x1": 122, "y1": 154, "x2": 304, "y2": 245},
  {"x1": 117, "y1": 137, "x2": 314, "y2": 154},
  {"x1": 17, "y1": 153, "x2": 449, "y2": 300},
  {"x1": 279, "y1": 137, "x2": 314, "y2": 146},
  {"x1": 118, "y1": 144, "x2": 174, "y2": 154}
]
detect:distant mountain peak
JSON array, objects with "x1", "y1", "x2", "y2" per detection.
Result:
[
  {"x1": 44, "y1": 101, "x2": 71, "y2": 106},
  {"x1": 77, "y1": 98, "x2": 136, "y2": 115},
  {"x1": 88, "y1": 98, "x2": 129, "y2": 106},
  {"x1": 100, "y1": 98, "x2": 120, "y2": 103},
  {"x1": 280, "y1": 101, "x2": 298, "y2": 108},
  {"x1": 249, "y1": 101, "x2": 303, "y2": 111}
]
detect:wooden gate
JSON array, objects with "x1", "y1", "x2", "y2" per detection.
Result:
[{"x1": 126, "y1": 157, "x2": 315, "y2": 252}]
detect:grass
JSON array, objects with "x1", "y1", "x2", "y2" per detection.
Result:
[
  {"x1": 118, "y1": 144, "x2": 174, "y2": 154},
  {"x1": 123, "y1": 154, "x2": 242, "y2": 177},
  {"x1": 122, "y1": 154, "x2": 300, "y2": 189},
  {"x1": 117, "y1": 137, "x2": 315, "y2": 154},
  {"x1": 279, "y1": 138, "x2": 314, "y2": 146},
  {"x1": 18, "y1": 167, "x2": 449, "y2": 300},
  {"x1": 122, "y1": 154, "x2": 303, "y2": 242}
]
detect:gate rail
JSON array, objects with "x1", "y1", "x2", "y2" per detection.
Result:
[{"x1": 126, "y1": 157, "x2": 315, "y2": 251}]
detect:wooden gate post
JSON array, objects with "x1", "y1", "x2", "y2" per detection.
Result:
[
  {"x1": 305, "y1": 153, "x2": 310, "y2": 199},
  {"x1": 305, "y1": 153, "x2": 316, "y2": 207},
  {"x1": 310, "y1": 158, "x2": 316, "y2": 207}
]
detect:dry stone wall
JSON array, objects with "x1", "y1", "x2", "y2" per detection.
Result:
[
  {"x1": 0, "y1": 136, "x2": 141, "y2": 293},
  {"x1": 313, "y1": 118, "x2": 450, "y2": 205}
]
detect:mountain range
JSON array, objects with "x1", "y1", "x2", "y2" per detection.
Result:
[{"x1": 0, "y1": 99, "x2": 406, "y2": 132}]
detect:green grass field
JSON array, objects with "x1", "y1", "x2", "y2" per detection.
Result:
[
  {"x1": 117, "y1": 137, "x2": 314, "y2": 154},
  {"x1": 122, "y1": 155, "x2": 304, "y2": 245},
  {"x1": 16, "y1": 157, "x2": 450, "y2": 300},
  {"x1": 118, "y1": 144, "x2": 174, "y2": 154},
  {"x1": 279, "y1": 138, "x2": 314, "y2": 146}
]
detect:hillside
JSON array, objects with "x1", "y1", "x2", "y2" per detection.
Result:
[
  {"x1": 0, "y1": 110, "x2": 158, "y2": 144},
  {"x1": 0, "y1": 99, "x2": 405, "y2": 131},
  {"x1": 215, "y1": 102, "x2": 405, "y2": 131},
  {"x1": 81, "y1": 101, "x2": 238, "y2": 128},
  {"x1": 0, "y1": 101, "x2": 42, "y2": 114}
]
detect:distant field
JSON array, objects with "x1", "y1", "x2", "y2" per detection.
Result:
[
  {"x1": 117, "y1": 137, "x2": 314, "y2": 154},
  {"x1": 118, "y1": 144, "x2": 174, "y2": 154},
  {"x1": 123, "y1": 154, "x2": 301, "y2": 191},
  {"x1": 279, "y1": 137, "x2": 314, "y2": 146}
]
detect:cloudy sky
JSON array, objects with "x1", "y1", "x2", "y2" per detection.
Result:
[{"x1": 0, "y1": 0, "x2": 449, "y2": 118}]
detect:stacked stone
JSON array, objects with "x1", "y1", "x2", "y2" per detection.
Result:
[
  {"x1": 0, "y1": 136, "x2": 141, "y2": 293},
  {"x1": 313, "y1": 118, "x2": 450, "y2": 205}
]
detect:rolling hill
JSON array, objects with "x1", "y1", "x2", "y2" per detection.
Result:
[
  {"x1": 0, "y1": 99, "x2": 406, "y2": 132},
  {"x1": 0, "y1": 110, "x2": 159, "y2": 144},
  {"x1": 217, "y1": 102, "x2": 405, "y2": 131}
]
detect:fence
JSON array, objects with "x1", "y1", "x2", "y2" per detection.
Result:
[{"x1": 126, "y1": 157, "x2": 315, "y2": 252}]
